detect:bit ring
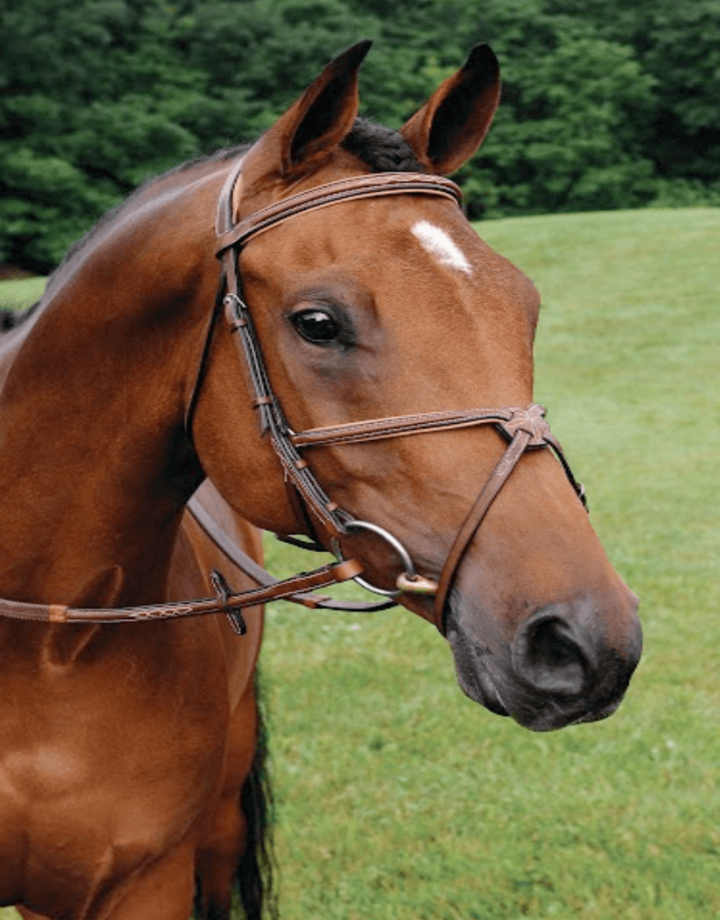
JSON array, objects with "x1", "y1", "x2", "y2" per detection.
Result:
[{"x1": 331, "y1": 519, "x2": 417, "y2": 597}]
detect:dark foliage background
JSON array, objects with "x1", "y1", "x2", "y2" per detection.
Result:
[{"x1": 2, "y1": 0, "x2": 719, "y2": 270}]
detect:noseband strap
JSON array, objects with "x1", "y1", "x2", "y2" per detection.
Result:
[
  {"x1": 292, "y1": 401, "x2": 586, "y2": 626},
  {"x1": 433, "y1": 408, "x2": 585, "y2": 617}
]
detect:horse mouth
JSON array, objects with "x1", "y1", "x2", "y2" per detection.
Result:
[
  {"x1": 445, "y1": 620, "x2": 510, "y2": 717},
  {"x1": 465, "y1": 663, "x2": 510, "y2": 717},
  {"x1": 569, "y1": 698, "x2": 622, "y2": 726},
  {"x1": 445, "y1": 603, "x2": 639, "y2": 732}
]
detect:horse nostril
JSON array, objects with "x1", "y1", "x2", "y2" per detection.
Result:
[{"x1": 512, "y1": 613, "x2": 591, "y2": 697}]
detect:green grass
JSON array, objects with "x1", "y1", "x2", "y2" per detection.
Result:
[
  {"x1": 1, "y1": 207, "x2": 718, "y2": 918},
  {"x1": 259, "y1": 208, "x2": 720, "y2": 920},
  {"x1": 0, "y1": 275, "x2": 46, "y2": 309}
]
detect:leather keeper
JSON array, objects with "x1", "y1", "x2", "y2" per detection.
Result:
[{"x1": 48, "y1": 604, "x2": 69, "y2": 623}]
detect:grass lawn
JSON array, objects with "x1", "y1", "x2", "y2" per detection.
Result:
[
  {"x1": 0, "y1": 207, "x2": 718, "y2": 918},
  {"x1": 259, "y1": 207, "x2": 720, "y2": 920},
  {"x1": 0, "y1": 275, "x2": 46, "y2": 308}
]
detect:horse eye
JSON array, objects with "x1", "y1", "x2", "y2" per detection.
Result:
[{"x1": 290, "y1": 309, "x2": 342, "y2": 345}]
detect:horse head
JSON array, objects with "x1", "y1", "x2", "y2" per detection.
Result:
[{"x1": 192, "y1": 42, "x2": 642, "y2": 732}]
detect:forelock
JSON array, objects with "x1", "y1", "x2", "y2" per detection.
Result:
[{"x1": 341, "y1": 118, "x2": 425, "y2": 173}]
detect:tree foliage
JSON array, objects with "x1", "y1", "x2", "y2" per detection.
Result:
[{"x1": 2, "y1": 0, "x2": 719, "y2": 270}]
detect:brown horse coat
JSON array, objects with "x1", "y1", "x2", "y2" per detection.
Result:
[{"x1": 0, "y1": 41, "x2": 640, "y2": 919}]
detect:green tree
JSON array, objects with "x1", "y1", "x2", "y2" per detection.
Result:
[
  {"x1": 180, "y1": 0, "x2": 378, "y2": 144},
  {"x1": 0, "y1": 0, "x2": 205, "y2": 268},
  {"x1": 475, "y1": 32, "x2": 657, "y2": 215},
  {"x1": 546, "y1": 0, "x2": 720, "y2": 196},
  {"x1": 2, "y1": 0, "x2": 719, "y2": 270}
]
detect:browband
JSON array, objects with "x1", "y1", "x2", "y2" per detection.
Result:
[{"x1": 216, "y1": 171, "x2": 463, "y2": 254}]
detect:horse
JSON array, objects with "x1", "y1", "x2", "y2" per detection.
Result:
[{"x1": 0, "y1": 41, "x2": 642, "y2": 920}]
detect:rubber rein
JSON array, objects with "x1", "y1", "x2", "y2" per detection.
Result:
[{"x1": 0, "y1": 166, "x2": 586, "y2": 635}]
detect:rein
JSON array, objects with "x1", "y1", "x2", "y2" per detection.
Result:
[{"x1": 0, "y1": 163, "x2": 586, "y2": 635}]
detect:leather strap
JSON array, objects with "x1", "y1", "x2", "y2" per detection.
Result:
[
  {"x1": 433, "y1": 413, "x2": 587, "y2": 628},
  {"x1": 187, "y1": 494, "x2": 396, "y2": 613},
  {"x1": 216, "y1": 172, "x2": 462, "y2": 255},
  {"x1": 0, "y1": 557, "x2": 365, "y2": 626},
  {"x1": 433, "y1": 430, "x2": 532, "y2": 623},
  {"x1": 292, "y1": 408, "x2": 516, "y2": 449}
]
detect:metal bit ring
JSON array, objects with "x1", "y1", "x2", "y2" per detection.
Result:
[{"x1": 331, "y1": 519, "x2": 417, "y2": 598}]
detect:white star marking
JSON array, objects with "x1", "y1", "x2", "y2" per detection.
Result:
[{"x1": 411, "y1": 220, "x2": 472, "y2": 276}]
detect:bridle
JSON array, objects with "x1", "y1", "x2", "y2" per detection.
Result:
[
  {"x1": 0, "y1": 161, "x2": 585, "y2": 635},
  {"x1": 210, "y1": 162, "x2": 586, "y2": 631}
]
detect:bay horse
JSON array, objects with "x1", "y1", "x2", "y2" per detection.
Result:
[{"x1": 0, "y1": 42, "x2": 641, "y2": 920}]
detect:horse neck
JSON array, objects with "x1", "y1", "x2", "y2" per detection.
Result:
[{"x1": 0, "y1": 179, "x2": 221, "y2": 614}]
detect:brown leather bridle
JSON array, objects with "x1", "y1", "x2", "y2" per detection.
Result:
[
  {"x1": 211, "y1": 163, "x2": 586, "y2": 632},
  {"x1": 0, "y1": 162, "x2": 585, "y2": 634}
]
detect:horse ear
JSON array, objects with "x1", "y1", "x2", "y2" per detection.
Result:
[
  {"x1": 400, "y1": 44, "x2": 501, "y2": 175},
  {"x1": 240, "y1": 40, "x2": 371, "y2": 189}
]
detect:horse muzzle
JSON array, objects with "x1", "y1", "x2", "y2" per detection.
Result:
[{"x1": 446, "y1": 592, "x2": 642, "y2": 732}]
